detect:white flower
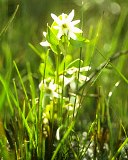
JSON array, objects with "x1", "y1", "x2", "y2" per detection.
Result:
[
  {"x1": 39, "y1": 79, "x2": 61, "y2": 99},
  {"x1": 40, "y1": 32, "x2": 50, "y2": 47},
  {"x1": 51, "y1": 10, "x2": 82, "y2": 40}
]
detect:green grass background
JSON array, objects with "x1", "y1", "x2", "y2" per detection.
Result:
[{"x1": 0, "y1": 0, "x2": 128, "y2": 159}]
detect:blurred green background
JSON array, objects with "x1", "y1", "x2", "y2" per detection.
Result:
[{"x1": 0, "y1": 0, "x2": 128, "y2": 126}]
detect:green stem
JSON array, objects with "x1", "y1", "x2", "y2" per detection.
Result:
[
  {"x1": 111, "y1": 137, "x2": 128, "y2": 160},
  {"x1": 56, "y1": 52, "x2": 61, "y2": 116},
  {"x1": 73, "y1": 47, "x2": 82, "y2": 117},
  {"x1": 51, "y1": 121, "x2": 75, "y2": 160}
]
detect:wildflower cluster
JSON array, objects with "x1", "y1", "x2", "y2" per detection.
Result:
[
  {"x1": 40, "y1": 10, "x2": 89, "y2": 54},
  {"x1": 39, "y1": 10, "x2": 90, "y2": 140}
]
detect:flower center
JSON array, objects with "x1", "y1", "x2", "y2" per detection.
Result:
[
  {"x1": 62, "y1": 23, "x2": 68, "y2": 29},
  {"x1": 61, "y1": 23, "x2": 69, "y2": 36}
]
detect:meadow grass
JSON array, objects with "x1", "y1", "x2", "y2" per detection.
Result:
[{"x1": 0, "y1": 2, "x2": 128, "y2": 160}]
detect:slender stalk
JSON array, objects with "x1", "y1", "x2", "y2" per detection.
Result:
[
  {"x1": 73, "y1": 47, "x2": 82, "y2": 118},
  {"x1": 51, "y1": 121, "x2": 75, "y2": 160},
  {"x1": 73, "y1": 6, "x2": 84, "y2": 118},
  {"x1": 0, "y1": 5, "x2": 19, "y2": 37},
  {"x1": 78, "y1": 50, "x2": 128, "y2": 91},
  {"x1": 111, "y1": 137, "x2": 128, "y2": 160}
]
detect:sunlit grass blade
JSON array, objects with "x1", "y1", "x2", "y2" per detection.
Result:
[
  {"x1": 12, "y1": 79, "x2": 33, "y2": 141},
  {"x1": 28, "y1": 43, "x2": 43, "y2": 59},
  {"x1": 97, "y1": 49, "x2": 128, "y2": 84},
  {"x1": 0, "y1": 5, "x2": 19, "y2": 38},
  {"x1": 13, "y1": 61, "x2": 31, "y2": 108},
  {"x1": 26, "y1": 63, "x2": 36, "y2": 118},
  {"x1": 0, "y1": 75, "x2": 13, "y2": 114},
  {"x1": 117, "y1": 29, "x2": 128, "y2": 71},
  {"x1": 108, "y1": 10, "x2": 128, "y2": 57},
  {"x1": 111, "y1": 137, "x2": 128, "y2": 160},
  {"x1": 51, "y1": 121, "x2": 75, "y2": 160},
  {"x1": 84, "y1": 17, "x2": 103, "y2": 66},
  {"x1": 109, "y1": 61, "x2": 128, "y2": 84},
  {"x1": 0, "y1": 43, "x2": 12, "y2": 111}
]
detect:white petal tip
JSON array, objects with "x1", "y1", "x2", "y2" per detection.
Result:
[{"x1": 40, "y1": 41, "x2": 50, "y2": 47}]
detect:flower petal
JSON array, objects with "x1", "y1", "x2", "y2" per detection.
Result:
[
  {"x1": 62, "y1": 13, "x2": 67, "y2": 21},
  {"x1": 51, "y1": 13, "x2": 61, "y2": 24},
  {"x1": 72, "y1": 27, "x2": 82, "y2": 33},
  {"x1": 40, "y1": 41, "x2": 50, "y2": 47},
  {"x1": 43, "y1": 32, "x2": 47, "y2": 37},
  {"x1": 69, "y1": 32, "x2": 77, "y2": 40},
  {"x1": 57, "y1": 30, "x2": 63, "y2": 39},
  {"x1": 71, "y1": 20, "x2": 80, "y2": 25},
  {"x1": 80, "y1": 66, "x2": 91, "y2": 72},
  {"x1": 53, "y1": 26, "x2": 60, "y2": 30},
  {"x1": 67, "y1": 10, "x2": 74, "y2": 22}
]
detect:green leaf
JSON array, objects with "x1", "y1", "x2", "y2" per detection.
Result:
[
  {"x1": 70, "y1": 33, "x2": 89, "y2": 48},
  {"x1": 66, "y1": 58, "x2": 83, "y2": 69},
  {"x1": 70, "y1": 37, "x2": 89, "y2": 48},
  {"x1": 46, "y1": 26, "x2": 59, "y2": 46},
  {"x1": 46, "y1": 26, "x2": 60, "y2": 54},
  {"x1": 50, "y1": 44, "x2": 59, "y2": 54}
]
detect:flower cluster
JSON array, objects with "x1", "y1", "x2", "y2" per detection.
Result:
[{"x1": 39, "y1": 10, "x2": 90, "y2": 141}]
